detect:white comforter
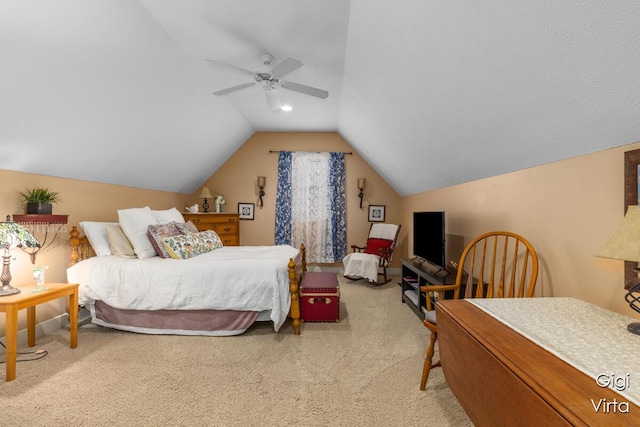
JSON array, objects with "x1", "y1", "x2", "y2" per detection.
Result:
[{"x1": 67, "y1": 245, "x2": 300, "y2": 331}]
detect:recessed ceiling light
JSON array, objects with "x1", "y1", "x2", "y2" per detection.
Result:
[{"x1": 282, "y1": 105, "x2": 293, "y2": 112}]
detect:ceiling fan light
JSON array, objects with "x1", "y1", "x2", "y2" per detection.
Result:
[{"x1": 265, "y1": 88, "x2": 282, "y2": 111}]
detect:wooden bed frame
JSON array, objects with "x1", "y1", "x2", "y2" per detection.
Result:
[
  {"x1": 68, "y1": 226, "x2": 307, "y2": 335},
  {"x1": 436, "y1": 300, "x2": 639, "y2": 426}
]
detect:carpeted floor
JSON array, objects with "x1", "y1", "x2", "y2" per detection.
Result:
[{"x1": 1, "y1": 275, "x2": 472, "y2": 426}]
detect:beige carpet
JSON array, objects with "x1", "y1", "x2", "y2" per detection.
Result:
[{"x1": 2, "y1": 275, "x2": 472, "y2": 426}]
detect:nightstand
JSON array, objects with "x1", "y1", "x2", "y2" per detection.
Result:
[{"x1": 0, "y1": 282, "x2": 78, "y2": 381}]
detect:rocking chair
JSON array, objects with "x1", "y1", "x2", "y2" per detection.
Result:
[{"x1": 342, "y1": 223, "x2": 401, "y2": 285}]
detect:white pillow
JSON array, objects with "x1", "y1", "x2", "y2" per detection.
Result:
[
  {"x1": 117, "y1": 207, "x2": 159, "y2": 259},
  {"x1": 105, "y1": 224, "x2": 136, "y2": 259},
  {"x1": 79, "y1": 221, "x2": 119, "y2": 256},
  {"x1": 153, "y1": 207, "x2": 185, "y2": 224}
]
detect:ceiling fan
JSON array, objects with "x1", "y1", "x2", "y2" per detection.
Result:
[{"x1": 206, "y1": 54, "x2": 329, "y2": 111}]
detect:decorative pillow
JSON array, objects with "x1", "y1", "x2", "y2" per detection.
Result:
[
  {"x1": 364, "y1": 238, "x2": 394, "y2": 259},
  {"x1": 117, "y1": 207, "x2": 159, "y2": 259},
  {"x1": 105, "y1": 224, "x2": 137, "y2": 259},
  {"x1": 162, "y1": 230, "x2": 223, "y2": 259},
  {"x1": 174, "y1": 220, "x2": 199, "y2": 234},
  {"x1": 152, "y1": 207, "x2": 185, "y2": 224},
  {"x1": 147, "y1": 222, "x2": 181, "y2": 258},
  {"x1": 79, "y1": 221, "x2": 119, "y2": 256}
]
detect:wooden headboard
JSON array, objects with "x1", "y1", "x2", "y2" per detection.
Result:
[{"x1": 69, "y1": 225, "x2": 95, "y2": 266}]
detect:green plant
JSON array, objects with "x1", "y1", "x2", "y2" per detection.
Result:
[{"x1": 18, "y1": 187, "x2": 61, "y2": 205}]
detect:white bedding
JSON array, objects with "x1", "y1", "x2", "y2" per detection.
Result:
[{"x1": 67, "y1": 245, "x2": 300, "y2": 332}]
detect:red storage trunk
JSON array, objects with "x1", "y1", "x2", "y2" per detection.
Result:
[{"x1": 300, "y1": 272, "x2": 340, "y2": 322}]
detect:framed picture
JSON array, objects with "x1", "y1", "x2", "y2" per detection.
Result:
[
  {"x1": 624, "y1": 149, "x2": 640, "y2": 289},
  {"x1": 368, "y1": 205, "x2": 385, "y2": 222},
  {"x1": 238, "y1": 203, "x2": 255, "y2": 220}
]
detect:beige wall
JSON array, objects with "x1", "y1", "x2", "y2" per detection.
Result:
[
  {"x1": 196, "y1": 132, "x2": 403, "y2": 265},
  {"x1": 0, "y1": 169, "x2": 190, "y2": 331},
  {"x1": 402, "y1": 141, "x2": 640, "y2": 319}
]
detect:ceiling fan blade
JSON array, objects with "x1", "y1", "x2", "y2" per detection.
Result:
[
  {"x1": 206, "y1": 59, "x2": 256, "y2": 77},
  {"x1": 213, "y1": 82, "x2": 256, "y2": 96},
  {"x1": 280, "y1": 81, "x2": 329, "y2": 99},
  {"x1": 271, "y1": 57, "x2": 303, "y2": 79}
]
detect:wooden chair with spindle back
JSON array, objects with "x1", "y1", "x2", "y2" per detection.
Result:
[{"x1": 419, "y1": 231, "x2": 539, "y2": 390}]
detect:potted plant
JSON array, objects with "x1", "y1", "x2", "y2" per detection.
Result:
[{"x1": 18, "y1": 187, "x2": 61, "y2": 214}]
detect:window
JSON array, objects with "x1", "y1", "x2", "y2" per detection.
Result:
[{"x1": 275, "y1": 151, "x2": 346, "y2": 263}]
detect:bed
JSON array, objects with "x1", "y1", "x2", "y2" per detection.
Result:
[
  {"x1": 436, "y1": 298, "x2": 640, "y2": 426},
  {"x1": 66, "y1": 219, "x2": 306, "y2": 336}
]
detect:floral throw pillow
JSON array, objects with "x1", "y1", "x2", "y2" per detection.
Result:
[
  {"x1": 174, "y1": 220, "x2": 199, "y2": 234},
  {"x1": 147, "y1": 222, "x2": 182, "y2": 258},
  {"x1": 162, "y1": 230, "x2": 223, "y2": 259}
]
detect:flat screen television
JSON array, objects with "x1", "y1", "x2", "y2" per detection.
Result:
[{"x1": 413, "y1": 211, "x2": 446, "y2": 270}]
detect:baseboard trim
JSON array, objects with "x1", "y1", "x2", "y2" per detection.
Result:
[{"x1": 0, "y1": 313, "x2": 68, "y2": 355}]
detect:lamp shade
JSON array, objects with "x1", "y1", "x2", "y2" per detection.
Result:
[
  {"x1": 596, "y1": 205, "x2": 640, "y2": 262},
  {"x1": 0, "y1": 221, "x2": 40, "y2": 250},
  {"x1": 258, "y1": 176, "x2": 266, "y2": 188},
  {"x1": 199, "y1": 187, "x2": 213, "y2": 199},
  {"x1": 357, "y1": 178, "x2": 366, "y2": 190}
]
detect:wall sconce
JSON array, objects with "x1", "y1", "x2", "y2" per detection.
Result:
[
  {"x1": 199, "y1": 187, "x2": 213, "y2": 213},
  {"x1": 257, "y1": 176, "x2": 266, "y2": 207},
  {"x1": 357, "y1": 178, "x2": 366, "y2": 209}
]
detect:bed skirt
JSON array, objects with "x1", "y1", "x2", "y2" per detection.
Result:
[{"x1": 88, "y1": 301, "x2": 264, "y2": 336}]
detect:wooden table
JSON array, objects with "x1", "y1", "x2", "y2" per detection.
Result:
[
  {"x1": 436, "y1": 299, "x2": 640, "y2": 426},
  {"x1": 0, "y1": 282, "x2": 79, "y2": 381}
]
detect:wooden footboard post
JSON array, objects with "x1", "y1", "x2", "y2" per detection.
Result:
[
  {"x1": 288, "y1": 257, "x2": 301, "y2": 335},
  {"x1": 69, "y1": 226, "x2": 80, "y2": 267},
  {"x1": 288, "y1": 244, "x2": 307, "y2": 336}
]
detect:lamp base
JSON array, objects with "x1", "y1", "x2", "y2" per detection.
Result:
[
  {"x1": 0, "y1": 284, "x2": 21, "y2": 297},
  {"x1": 627, "y1": 322, "x2": 640, "y2": 335}
]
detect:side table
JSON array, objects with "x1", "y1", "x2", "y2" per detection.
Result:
[{"x1": 0, "y1": 282, "x2": 79, "y2": 381}]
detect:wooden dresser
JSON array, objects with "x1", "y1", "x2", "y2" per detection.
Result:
[{"x1": 182, "y1": 213, "x2": 240, "y2": 246}]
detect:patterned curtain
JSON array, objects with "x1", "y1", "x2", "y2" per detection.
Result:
[
  {"x1": 275, "y1": 151, "x2": 346, "y2": 263},
  {"x1": 329, "y1": 152, "x2": 346, "y2": 261}
]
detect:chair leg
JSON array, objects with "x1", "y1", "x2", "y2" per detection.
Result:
[
  {"x1": 375, "y1": 266, "x2": 391, "y2": 285},
  {"x1": 420, "y1": 330, "x2": 438, "y2": 390}
]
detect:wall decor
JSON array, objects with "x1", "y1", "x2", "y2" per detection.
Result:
[
  {"x1": 624, "y1": 148, "x2": 640, "y2": 289},
  {"x1": 368, "y1": 205, "x2": 385, "y2": 222},
  {"x1": 238, "y1": 203, "x2": 255, "y2": 220}
]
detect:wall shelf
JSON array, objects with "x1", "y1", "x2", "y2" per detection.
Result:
[{"x1": 12, "y1": 214, "x2": 68, "y2": 263}]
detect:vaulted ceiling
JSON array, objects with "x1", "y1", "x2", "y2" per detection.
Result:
[{"x1": 2, "y1": 1, "x2": 640, "y2": 196}]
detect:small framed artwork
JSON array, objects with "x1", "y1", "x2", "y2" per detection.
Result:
[
  {"x1": 238, "y1": 203, "x2": 255, "y2": 220},
  {"x1": 368, "y1": 205, "x2": 385, "y2": 222},
  {"x1": 624, "y1": 148, "x2": 640, "y2": 289}
]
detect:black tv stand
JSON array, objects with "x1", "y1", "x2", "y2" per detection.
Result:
[
  {"x1": 401, "y1": 259, "x2": 456, "y2": 320},
  {"x1": 410, "y1": 257, "x2": 451, "y2": 277}
]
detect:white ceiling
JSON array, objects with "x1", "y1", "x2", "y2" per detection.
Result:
[{"x1": 2, "y1": 1, "x2": 640, "y2": 196}]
